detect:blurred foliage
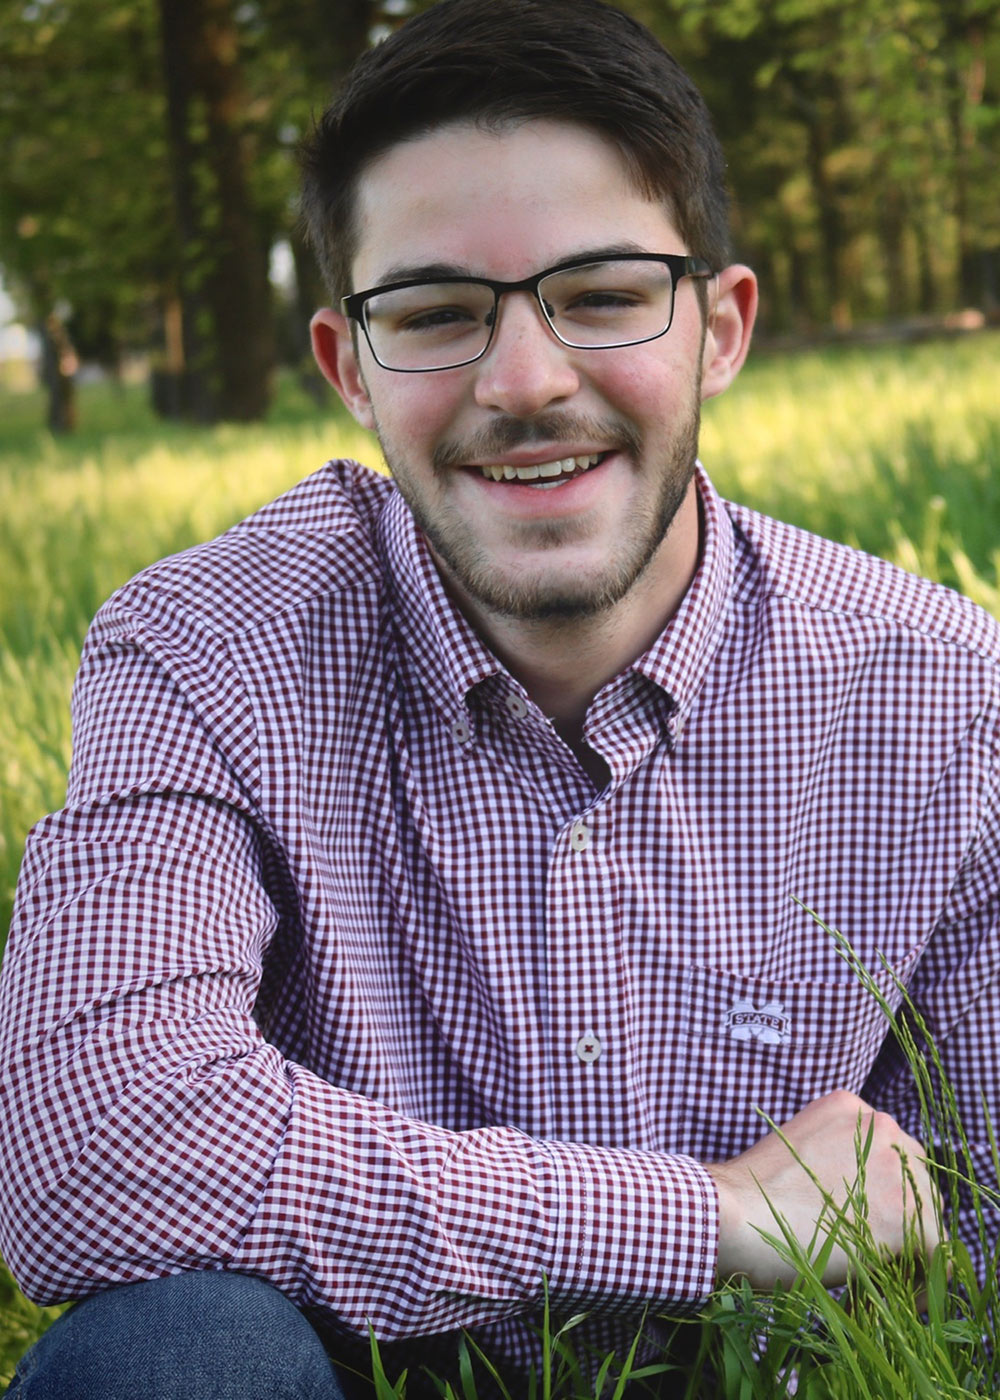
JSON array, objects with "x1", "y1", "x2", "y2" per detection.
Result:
[{"x1": 1, "y1": 0, "x2": 997, "y2": 428}]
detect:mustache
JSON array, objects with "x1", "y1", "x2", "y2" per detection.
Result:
[{"x1": 432, "y1": 413, "x2": 641, "y2": 470}]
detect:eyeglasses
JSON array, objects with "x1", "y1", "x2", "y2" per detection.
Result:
[{"x1": 341, "y1": 252, "x2": 714, "y2": 373}]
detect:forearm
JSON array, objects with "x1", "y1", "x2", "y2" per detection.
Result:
[
  {"x1": 0, "y1": 831, "x2": 718, "y2": 1336},
  {"x1": 2, "y1": 976, "x2": 718, "y2": 1335}
]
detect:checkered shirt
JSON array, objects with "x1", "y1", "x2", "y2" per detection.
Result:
[{"x1": 2, "y1": 461, "x2": 998, "y2": 1376}]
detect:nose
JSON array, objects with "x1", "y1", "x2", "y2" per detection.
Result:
[{"x1": 473, "y1": 291, "x2": 580, "y2": 417}]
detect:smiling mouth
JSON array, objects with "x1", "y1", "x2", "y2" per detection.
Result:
[{"x1": 477, "y1": 452, "x2": 605, "y2": 489}]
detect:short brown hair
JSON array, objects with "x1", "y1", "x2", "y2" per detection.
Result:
[{"x1": 300, "y1": 0, "x2": 730, "y2": 300}]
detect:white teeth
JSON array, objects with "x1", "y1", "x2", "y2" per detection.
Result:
[{"x1": 480, "y1": 453, "x2": 601, "y2": 483}]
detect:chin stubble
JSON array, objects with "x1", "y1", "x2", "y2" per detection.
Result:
[{"x1": 378, "y1": 404, "x2": 701, "y2": 623}]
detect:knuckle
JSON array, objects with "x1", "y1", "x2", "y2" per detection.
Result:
[{"x1": 827, "y1": 1088, "x2": 863, "y2": 1112}]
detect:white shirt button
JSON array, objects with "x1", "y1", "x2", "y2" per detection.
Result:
[
  {"x1": 575, "y1": 1031, "x2": 602, "y2": 1064},
  {"x1": 451, "y1": 718, "x2": 472, "y2": 744},
  {"x1": 505, "y1": 693, "x2": 529, "y2": 719},
  {"x1": 570, "y1": 819, "x2": 592, "y2": 852}
]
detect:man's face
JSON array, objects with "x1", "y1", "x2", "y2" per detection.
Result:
[{"x1": 324, "y1": 119, "x2": 717, "y2": 623}]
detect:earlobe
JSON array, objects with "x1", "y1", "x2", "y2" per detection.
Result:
[
  {"x1": 310, "y1": 308, "x2": 376, "y2": 431},
  {"x1": 700, "y1": 264, "x2": 758, "y2": 402}
]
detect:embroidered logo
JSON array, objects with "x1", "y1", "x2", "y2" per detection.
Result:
[{"x1": 725, "y1": 1000, "x2": 790, "y2": 1045}]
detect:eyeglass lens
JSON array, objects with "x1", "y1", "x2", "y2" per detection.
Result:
[{"x1": 361, "y1": 259, "x2": 677, "y2": 370}]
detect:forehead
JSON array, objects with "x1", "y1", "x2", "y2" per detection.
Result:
[{"x1": 350, "y1": 118, "x2": 683, "y2": 287}]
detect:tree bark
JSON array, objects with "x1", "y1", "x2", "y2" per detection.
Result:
[
  {"x1": 39, "y1": 310, "x2": 78, "y2": 435},
  {"x1": 804, "y1": 114, "x2": 850, "y2": 329},
  {"x1": 878, "y1": 181, "x2": 908, "y2": 320},
  {"x1": 157, "y1": 0, "x2": 274, "y2": 421},
  {"x1": 944, "y1": 15, "x2": 988, "y2": 310}
]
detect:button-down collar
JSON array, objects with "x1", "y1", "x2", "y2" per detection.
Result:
[{"x1": 378, "y1": 490, "x2": 502, "y2": 723}]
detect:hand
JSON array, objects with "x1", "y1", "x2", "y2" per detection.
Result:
[{"x1": 707, "y1": 1090, "x2": 943, "y2": 1289}]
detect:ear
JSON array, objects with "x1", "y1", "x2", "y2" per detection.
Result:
[
  {"x1": 700, "y1": 264, "x2": 758, "y2": 402},
  {"x1": 310, "y1": 307, "x2": 376, "y2": 431}
]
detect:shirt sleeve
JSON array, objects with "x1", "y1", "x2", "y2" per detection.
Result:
[
  {"x1": 0, "y1": 599, "x2": 718, "y2": 1340},
  {"x1": 862, "y1": 701, "x2": 1000, "y2": 1286}
]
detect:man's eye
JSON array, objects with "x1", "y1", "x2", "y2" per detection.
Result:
[
  {"x1": 570, "y1": 289, "x2": 643, "y2": 309},
  {"x1": 558, "y1": 289, "x2": 645, "y2": 321},
  {"x1": 397, "y1": 305, "x2": 479, "y2": 334}
]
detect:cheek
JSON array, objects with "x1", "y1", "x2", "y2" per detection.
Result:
[
  {"x1": 595, "y1": 356, "x2": 692, "y2": 422},
  {"x1": 607, "y1": 329, "x2": 698, "y2": 392},
  {"x1": 372, "y1": 380, "x2": 465, "y2": 449}
]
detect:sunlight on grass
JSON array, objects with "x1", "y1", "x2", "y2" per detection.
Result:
[{"x1": 700, "y1": 336, "x2": 1000, "y2": 595}]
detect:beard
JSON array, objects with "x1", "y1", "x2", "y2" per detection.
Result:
[{"x1": 376, "y1": 399, "x2": 702, "y2": 624}]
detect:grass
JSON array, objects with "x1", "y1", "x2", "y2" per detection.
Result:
[{"x1": 1, "y1": 332, "x2": 999, "y2": 1390}]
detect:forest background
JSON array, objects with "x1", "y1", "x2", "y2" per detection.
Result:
[{"x1": 0, "y1": 0, "x2": 998, "y2": 433}]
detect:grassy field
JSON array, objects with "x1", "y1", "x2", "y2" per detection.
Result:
[{"x1": 1, "y1": 331, "x2": 999, "y2": 1391}]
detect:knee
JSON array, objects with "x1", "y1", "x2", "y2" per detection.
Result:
[{"x1": 7, "y1": 1270, "x2": 347, "y2": 1399}]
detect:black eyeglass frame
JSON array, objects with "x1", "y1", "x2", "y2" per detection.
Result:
[{"x1": 340, "y1": 252, "x2": 715, "y2": 373}]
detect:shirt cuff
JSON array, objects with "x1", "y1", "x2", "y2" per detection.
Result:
[{"x1": 538, "y1": 1139, "x2": 719, "y2": 1313}]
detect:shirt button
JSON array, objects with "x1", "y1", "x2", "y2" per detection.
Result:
[
  {"x1": 505, "y1": 693, "x2": 529, "y2": 719},
  {"x1": 575, "y1": 1032, "x2": 602, "y2": 1064},
  {"x1": 570, "y1": 819, "x2": 592, "y2": 852},
  {"x1": 451, "y1": 717, "x2": 472, "y2": 744},
  {"x1": 674, "y1": 715, "x2": 686, "y2": 738}
]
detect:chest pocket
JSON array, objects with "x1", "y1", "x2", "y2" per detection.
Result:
[{"x1": 673, "y1": 959, "x2": 915, "y2": 1161}]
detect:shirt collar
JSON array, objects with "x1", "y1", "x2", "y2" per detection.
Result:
[
  {"x1": 378, "y1": 462, "x2": 734, "y2": 724},
  {"x1": 629, "y1": 463, "x2": 735, "y2": 719},
  {"x1": 378, "y1": 491, "x2": 503, "y2": 719}
]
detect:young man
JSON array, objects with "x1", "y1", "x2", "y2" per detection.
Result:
[{"x1": 2, "y1": 1, "x2": 996, "y2": 1395}]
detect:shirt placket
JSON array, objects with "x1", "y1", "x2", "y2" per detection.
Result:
[{"x1": 543, "y1": 791, "x2": 630, "y2": 1145}]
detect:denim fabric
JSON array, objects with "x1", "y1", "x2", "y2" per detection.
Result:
[{"x1": 5, "y1": 1271, "x2": 353, "y2": 1399}]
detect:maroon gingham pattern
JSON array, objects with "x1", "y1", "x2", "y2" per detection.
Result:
[{"x1": 1, "y1": 461, "x2": 998, "y2": 1370}]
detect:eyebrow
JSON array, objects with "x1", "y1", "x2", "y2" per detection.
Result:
[{"x1": 369, "y1": 242, "x2": 656, "y2": 289}]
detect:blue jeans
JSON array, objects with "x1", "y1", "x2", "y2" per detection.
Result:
[{"x1": 4, "y1": 1271, "x2": 361, "y2": 1399}]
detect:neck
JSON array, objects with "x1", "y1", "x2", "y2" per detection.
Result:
[{"x1": 441, "y1": 485, "x2": 701, "y2": 735}]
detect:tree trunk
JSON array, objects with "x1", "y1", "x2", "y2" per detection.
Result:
[
  {"x1": 39, "y1": 310, "x2": 78, "y2": 434},
  {"x1": 804, "y1": 116, "x2": 850, "y2": 330},
  {"x1": 878, "y1": 182, "x2": 908, "y2": 320},
  {"x1": 158, "y1": 0, "x2": 274, "y2": 421},
  {"x1": 912, "y1": 216, "x2": 938, "y2": 316},
  {"x1": 782, "y1": 71, "x2": 850, "y2": 331},
  {"x1": 944, "y1": 16, "x2": 988, "y2": 310}
]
